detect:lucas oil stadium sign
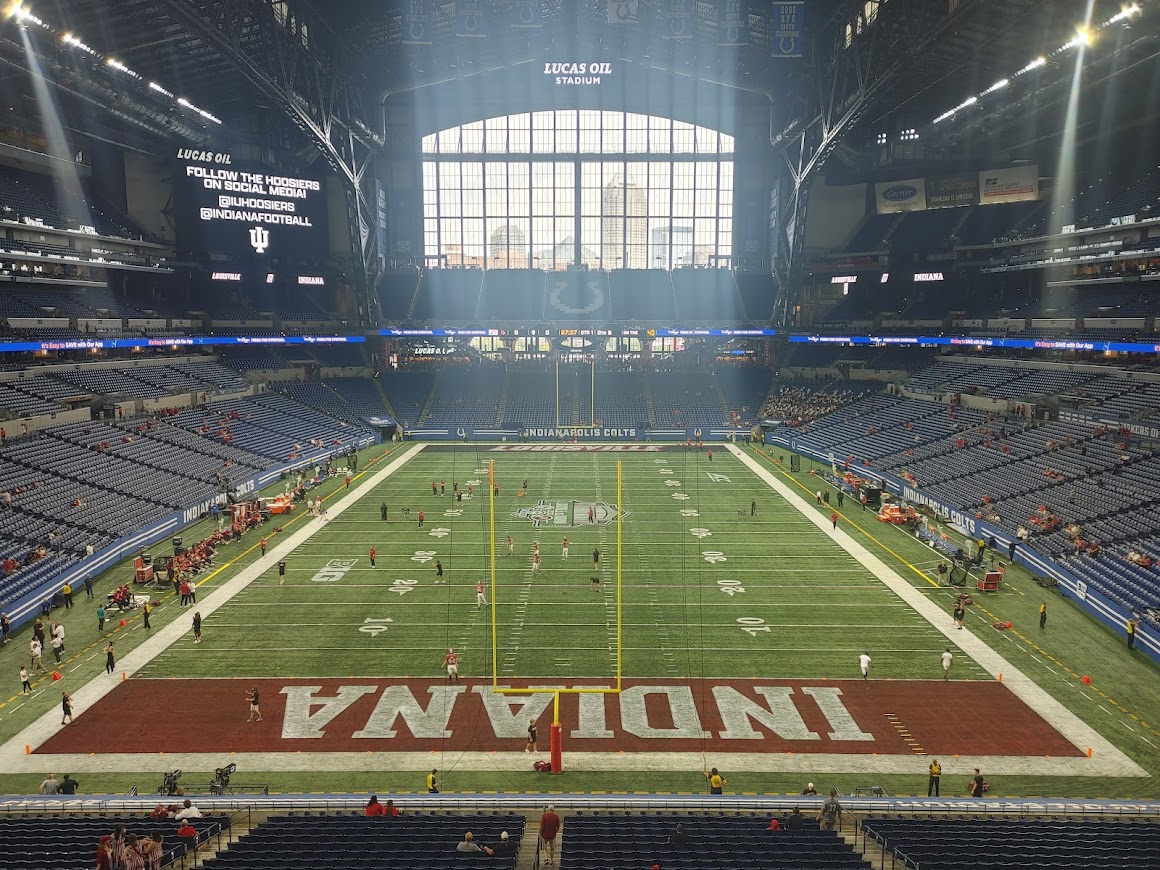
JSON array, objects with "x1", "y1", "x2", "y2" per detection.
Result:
[{"x1": 544, "y1": 61, "x2": 614, "y2": 85}]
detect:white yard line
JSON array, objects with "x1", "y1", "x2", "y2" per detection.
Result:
[
  {"x1": 727, "y1": 444, "x2": 1147, "y2": 779},
  {"x1": 0, "y1": 444, "x2": 428, "y2": 773}
]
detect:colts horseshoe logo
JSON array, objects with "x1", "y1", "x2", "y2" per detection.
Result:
[{"x1": 549, "y1": 277, "x2": 605, "y2": 316}]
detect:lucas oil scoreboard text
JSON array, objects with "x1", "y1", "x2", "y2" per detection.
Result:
[{"x1": 174, "y1": 149, "x2": 328, "y2": 259}]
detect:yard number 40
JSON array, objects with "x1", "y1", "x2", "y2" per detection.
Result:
[
  {"x1": 737, "y1": 616, "x2": 770, "y2": 636},
  {"x1": 360, "y1": 617, "x2": 393, "y2": 637}
]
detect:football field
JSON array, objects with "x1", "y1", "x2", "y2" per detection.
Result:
[
  {"x1": 136, "y1": 445, "x2": 990, "y2": 684},
  {"x1": 5, "y1": 442, "x2": 1157, "y2": 797}
]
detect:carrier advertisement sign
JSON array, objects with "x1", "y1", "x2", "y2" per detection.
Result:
[
  {"x1": 874, "y1": 178, "x2": 926, "y2": 213},
  {"x1": 927, "y1": 174, "x2": 979, "y2": 208},
  {"x1": 980, "y1": 165, "x2": 1039, "y2": 204},
  {"x1": 175, "y1": 150, "x2": 329, "y2": 259}
]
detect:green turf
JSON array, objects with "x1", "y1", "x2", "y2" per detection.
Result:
[
  {"x1": 2, "y1": 442, "x2": 1159, "y2": 799},
  {"x1": 137, "y1": 446, "x2": 988, "y2": 683}
]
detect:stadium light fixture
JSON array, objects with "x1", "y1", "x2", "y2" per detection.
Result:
[
  {"x1": 1015, "y1": 56, "x2": 1047, "y2": 76},
  {"x1": 1104, "y1": 5, "x2": 1140, "y2": 26},
  {"x1": 981, "y1": 78, "x2": 1010, "y2": 95},
  {"x1": 148, "y1": 81, "x2": 174, "y2": 98}
]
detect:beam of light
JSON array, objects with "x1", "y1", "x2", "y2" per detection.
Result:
[
  {"x1": 16, "y1": 22, "x2": 96, "y2": 233},
  {"x1": 1046, "y1": 0, "x2": 1095, "y2": 290}
]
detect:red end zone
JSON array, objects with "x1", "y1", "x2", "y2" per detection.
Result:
[{"x1": 38, "y1": 678, "x2": 1081, "y2": 757}]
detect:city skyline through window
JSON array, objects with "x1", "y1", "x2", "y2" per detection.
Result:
[{"x1": 421, "y1": 111, "x2": 734, "y2": 270}]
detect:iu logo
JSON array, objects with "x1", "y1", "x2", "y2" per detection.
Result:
[{"x1": 248, "y1": 225, "x2": 270, "y2": 254}]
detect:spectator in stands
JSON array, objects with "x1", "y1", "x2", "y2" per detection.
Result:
[
  {"x1": 39, "y1": 772, "x2": 59, "y2": 794},
  {"x1": 59, "y1": 773, "x2": 79, "y2": 794},
  {"x1": 786, "y1": 808, "x2": 804, "y2": 830},
  {"x1": 669, "y1": 823, "x2": 688, "y2": 845},
  {"x1": 383, "y1": 799, "x2": 400, "y2": 817},
  {"x1": 138, "y1": 833, "x2": 164, "y2": 870},
  {"x1": 539, "y1": 805, "x2": 561, "y2": 865},
  {"x1": 456, "y1": 832, "x2": 484, "y2": 854},
  {"x1": 818, "y1": 789, "x2": 842, "y2": 830},
  {"x1": 365, "y1": 795, "x2": 384, "y2": 816},
  {"x1": 489, "y1": 831, "x2": 515, "y2": 858},
  {"x1": 176, "y1": 820, "x2": 198, "y2": 841},
  {"x1": 801, "y1": 782, "x2": 817, "y2": 796},
  {"x1": 174, "y1": 798, "x2": 202, "y2": 820},
  {"x1": 96, "y1": 835, "x2": 114, "y2": 870}
]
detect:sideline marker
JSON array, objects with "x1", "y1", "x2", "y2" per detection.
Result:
[
  {"x1": 998, "y1": 673, "x2": 1003, "y2": 682},
  {"x1": 24, "y1": 744, "x2": 30, "y2": 755},
  {"x1": 1087, "y1": 747, "x2": 1093, "y2": 758}
]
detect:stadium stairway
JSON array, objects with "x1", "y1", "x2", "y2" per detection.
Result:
[
  {"x1": 371, "y1": 376, "x2": 397, "y2": 421},
  {"x1": 416, "y1": 370, "x2": 443, "y2": 426},
  {"x1": 494, "y1": 371, "x2": 511, "y2": 427},
  {"x1": 642, "y1": 372, "x2": 658, "y2": 428}
]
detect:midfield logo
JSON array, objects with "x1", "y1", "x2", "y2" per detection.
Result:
[{"x1": 512, "y1": 499, "x2": 625, "y2": 528}]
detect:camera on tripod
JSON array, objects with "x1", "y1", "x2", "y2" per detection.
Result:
[
  {"x1": 160, "y1": 769, "x2": 182, "y2": 796},
  {"x1": 211, "y1": 762, "x2": 237, "y2": 795}
]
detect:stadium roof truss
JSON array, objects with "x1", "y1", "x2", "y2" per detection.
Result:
[{"x1": 36, "y1": 0, "x2": 384, "y2": 320}]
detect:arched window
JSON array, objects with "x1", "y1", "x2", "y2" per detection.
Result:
[{"x1": 421, "y1": 111, "x2": 734, "y2": 271}]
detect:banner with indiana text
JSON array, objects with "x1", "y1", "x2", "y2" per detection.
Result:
[
  {"x1": 874, "y1": 178, "x2": 927, "y2": 213},
  {"x1": 926, "y1": 174, "x2": 979, "y2": 209},
  {"x1": 455, "y1": 0, "x2": 488, "y2": 37},
  {"x1": 511, "y1": 0, "x2": 542, "y2": 28},
  {"x1": 401, "y1": 0, "x2": 434, "y2": 44},
  {"x1": 718, "y1": 0, "x2": 750, "y2": 46},
  {"x1": 607, "y1": 0, "x2": 639, "y2": 24},
  {"x1": 770, "y1": 1, "x2": 804, "y2": 57},
  {"x1": 664, "y1": 0, "x2": 694, "y2": 38},
  {"x1": 979, "y1": 165, "x2": 1039, "y2": 204}
]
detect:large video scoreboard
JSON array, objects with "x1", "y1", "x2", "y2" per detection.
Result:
[{"x1": 174, "y1": 148, "x2": 328, "y2": 259}]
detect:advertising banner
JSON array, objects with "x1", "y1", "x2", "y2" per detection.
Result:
[
  {"x1": 874, "y1": 178, "x2": 927, "y2": 213},
  {"x1": 927, "y1": 174, "x2": 979, "y2": 208},
  {"x1": 770, "y1": 1, "x2": 805, "y2": 57},
  {"x1": 980, "y1": 165, "x2": 1039, "y2": 204}
]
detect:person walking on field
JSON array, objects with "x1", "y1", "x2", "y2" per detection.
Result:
[
  {"x1": 593, "y1": 547, "x2": 600, "y2": 572},
  {"x1": 192, "y1": 612, "x2": 202, "y2": 644},
  {"x1": 506, "y1": 536, "x2": 514, "y2": 556},
  {"x1": 260, "y1": 537, "x2": 267, "y2": 556},
  {"x1": 435, "y1": 560, "x2": 444, "y2": 583},
  {"x1": 442, "y1": 648, "x2": 460, "y2": 684},
  {"x1": 417, "y1": 510, "x2": 425, "y2": 529},
  {"x1": 751, "y1": 499, "x2": 756, "y2": 517},
  {"x1": 1127, "y1": 617, "x2": 1139, "y2": 649},
  {"x1": 278, "y1": 559, "x2": 287, "y2": 585},
  {"x1": 1039, "y1": 601, "x2": 1047, "y2": 629},
  {"x1": 525, "y1": 719, "x2": 538, "y2": 754},
  {"x1": 61, "y1": 690, "x2": 73, "y2": 725},
  {"x1": 104, "y1": 641, "x2": 115, "y2": 674},
  {"x1": 953, "y1": 602, "x2": 965, "y2": 630},
  {"x1": 97, "y1": 604, "x2": 107, "y2": 632},
  {"x1": 859, "y1": 651, "x2": 871, "y2": 681},
  {"x1": 831, "y1": 511, "x2": 839, "y2": 530},
  {"x1": 246, "y1": 687, "x2": 263, "y2": 722},
  {"x1": 142, "y1": 601, "x2": 151, "y2": 631},
  {"x1": 19, "y1": 666, "x2": 32, "y2": 694},
  {"x1": 561, "y1": 537, "x2": 569, "y2": 560},
  {"x1": 941, "y1": 648, "x2": 953, "y2": 680},
  {"x1": 30, "y1": 638, "x2": 46, "y2": 672},
  {"x1": 381, "y1": 502, "x2": 388, "y2": 521},
  {"x1": 475, "y1": 581, "x2": 487, "y2": 609},
  {"x1": 369, "y1": 546, "x2": 376, "y2": 567}
]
